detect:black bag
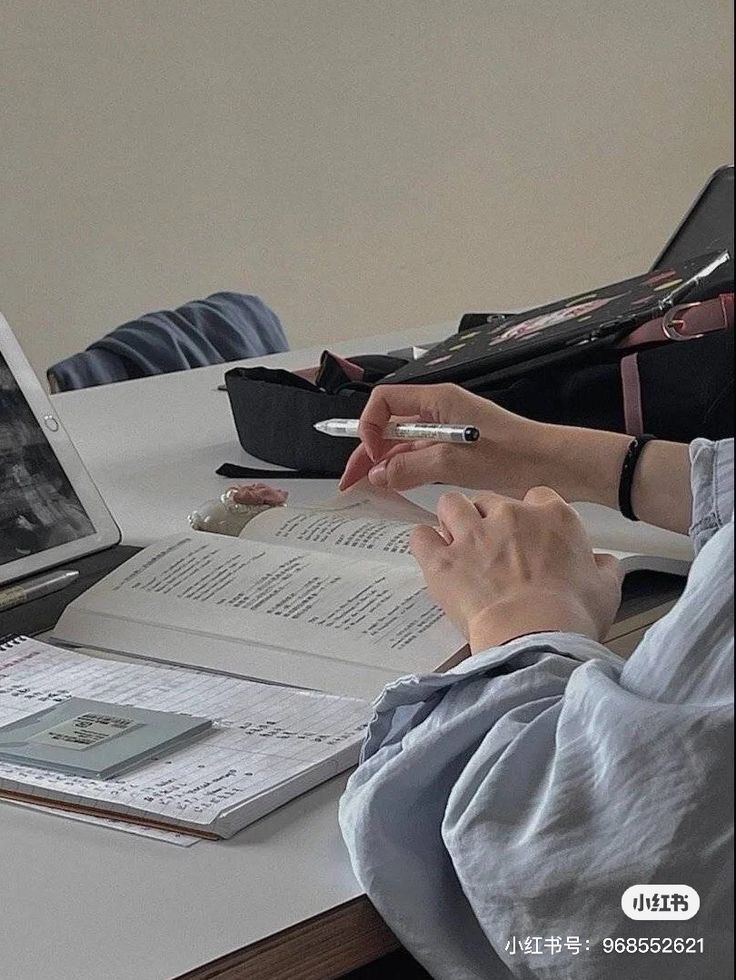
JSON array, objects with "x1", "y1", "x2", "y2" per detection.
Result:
[
  {"x1": 223, "y1": 177, "x2": 735, "y2": 477},
  {"x1": 224, "y1": 291, "x2": 733, "y2": 478},
  {"x1": 225, "y1": 365, "x2": 371, "y2": 476}
]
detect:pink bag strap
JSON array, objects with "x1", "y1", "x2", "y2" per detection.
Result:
[
  {"x1": 620, "y1": 354, "x2": 645, "y2": 436},
  {"x1": 619, "y1": 293, "x2": 734, "y2": 435},
  {"x1": 618, "y1": 293, "x2": 734, "y2": 350}
]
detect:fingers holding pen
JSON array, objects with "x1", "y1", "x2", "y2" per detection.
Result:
[
  {"x1": 339, "y1": 442, "x2": 416, "y2": 492},
  {"x1": 357, "y1": 384, "x2": 462, "y2": 461},
  {"x1": 338, "y1": 444, "x2": 375, "y2": 491},
  {"x1": 340, "y1": 441, "x2": 452, "y2": 492}
]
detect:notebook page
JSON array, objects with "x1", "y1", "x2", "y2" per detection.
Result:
[
  {"x1": 7, "y1": 798, "x2": 198, "y2": 846},
  {"x1": 0, "y1": 638, "x2": 369, "y2": 835},
  {"x1": 240, "y1": 484, "x2": 434, "y2": 565}
]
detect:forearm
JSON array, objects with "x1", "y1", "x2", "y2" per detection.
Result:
[
  {"x1": 531, "y1": 423, "x2": 692, "y2": 534},
  {"x1": 344, "y1": 384, "x2": 694, "y2": 534}
]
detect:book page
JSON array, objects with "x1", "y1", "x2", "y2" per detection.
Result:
[
  {"x1": 573, "y1": 502, "x2": 693, "y2": 565},
  {"x1": 240, "y1": 483, "x2": 435, "y2": 564},
  {"x1": 0, "y1": 637, "x2": 369, "y2": 836},
  {"x1": 241, "y1": 486, "x2": 693, "y2": 574},
  {"x1": 54, "y1": 532, "x2": 464, "y2": 695}
]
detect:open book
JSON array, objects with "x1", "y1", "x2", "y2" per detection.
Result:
[{"x1": 53, "y1": 485, "x2": 692, "y2": 699}]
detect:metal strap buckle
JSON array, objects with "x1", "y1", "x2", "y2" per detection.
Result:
[{"x1": 661, "y1": 303, "x2": 704, "y2": 342}]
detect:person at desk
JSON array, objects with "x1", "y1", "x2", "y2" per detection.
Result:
[{"x1": 338, "y1": 384, "x2": 733, "y2": 979}]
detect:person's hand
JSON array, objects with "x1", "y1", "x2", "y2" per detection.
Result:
[
  {"x1": 410, "y1": 487, "x2": 623, "y2": 652},
  {"x1": 338, "y1": 382, "x2": 693, "y2": 535},
  {"x1": 339, "y1": 383, "x2": 557, "y2": 498}
]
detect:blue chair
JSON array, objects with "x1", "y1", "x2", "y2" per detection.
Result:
[{"x1": 47, "y1": 292, "x2": 289, "y2": 392}]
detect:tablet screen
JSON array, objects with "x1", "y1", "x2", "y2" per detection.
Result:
[
  {"x1": 653, "y1": 167, "x2": 734, "y2": 269},
  {"x1": 0, "y1": 352, "x2": 96, "y2": 566}
]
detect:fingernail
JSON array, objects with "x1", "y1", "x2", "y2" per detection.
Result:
[{"x1": 368, "y1": 461, "x2": 387, "y2": 486}]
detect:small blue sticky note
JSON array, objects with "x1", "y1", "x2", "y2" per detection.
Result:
[{"x1": 0, "y1": 698, "x2": 212, "y2": 778}]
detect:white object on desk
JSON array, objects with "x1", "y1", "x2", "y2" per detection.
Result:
[
  {"x1": 52, "y1": 483, "x2": 688, "y2": 701},
  {"x1": 314, "y1": 418, "x2": 480, "y2": 443},
  {"x1": 0, "y1": 313, "x2": 121, "y2": 587}
]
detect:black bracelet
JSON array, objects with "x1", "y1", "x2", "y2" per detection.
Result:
[{"x1": 618, "y1": 434, "x2": 657, "y2": 521}]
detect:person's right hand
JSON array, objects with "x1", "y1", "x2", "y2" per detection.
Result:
[
  {"x1": 339, "y1": 383, "x2": 554, "y2": 498},
  {"x1": 410, "y1": 487, "x2": 624, "y2": 650}
]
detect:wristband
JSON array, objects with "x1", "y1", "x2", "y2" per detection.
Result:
[{"x1": 618, "y1": 435, "x2": 656, "y2": 521}]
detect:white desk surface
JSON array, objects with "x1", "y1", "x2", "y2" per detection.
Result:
[
  {"x1": 2, "y1": 321, "x2": 688, "y2": 980},
  {"x1": 50, "y1": 323, "x2": 456, "y2": 546},
  {"x1": 1, "y1": 323, "x2": 452, "y2": 980}
]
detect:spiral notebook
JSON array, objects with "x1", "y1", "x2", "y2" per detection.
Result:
[{"x1": 0, "y1": 636, "x2": 369, "y2": 839}]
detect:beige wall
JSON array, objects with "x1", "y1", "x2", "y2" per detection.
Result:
[{"x1": 1, "y1": 0, "x2": 733, "y2": 379}]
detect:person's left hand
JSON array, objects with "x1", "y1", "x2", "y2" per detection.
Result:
[{"x1": 410, "y1": 487, "x2": 623, "y2": 652}]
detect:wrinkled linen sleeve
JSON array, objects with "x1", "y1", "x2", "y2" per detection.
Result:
[
  {"x1": 339, "y1": 440, "x2": 734, "y2": 980},
  {"x1": 689, "y1": 438, "x2": 734, "y2": 551}
]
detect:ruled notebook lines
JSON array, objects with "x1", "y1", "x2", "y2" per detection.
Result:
[{"x1": 0, "y1": 637, "x2": 369, "y2": 837}]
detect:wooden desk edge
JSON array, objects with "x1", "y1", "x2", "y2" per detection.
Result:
[{"x1": 175, "y1": 895, "x2": 399, "y2": 980}]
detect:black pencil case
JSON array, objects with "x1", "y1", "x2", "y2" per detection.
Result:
[{"x1": 224, "y1": 355, "x2": 403, "y2": 476}]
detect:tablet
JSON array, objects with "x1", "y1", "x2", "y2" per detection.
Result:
[
  {"x1": 381, "y1": 250, "x2": 730, "y2": 387},
  {"x1": 652, "y1": 166, "x2": 734, "y2": 270},
  {"x1": 0, "y1": 313, "x2": 120, "y2": 585}
]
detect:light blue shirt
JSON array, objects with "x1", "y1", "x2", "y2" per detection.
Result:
[{"x1": 340, "y1": 439, "x2": 734, "y2": 979}]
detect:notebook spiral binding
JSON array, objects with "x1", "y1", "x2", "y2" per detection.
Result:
[{"x1": 0, "y1": 635, "x2": 24, "y2": 651}]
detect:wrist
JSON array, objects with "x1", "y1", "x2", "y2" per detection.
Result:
[
  {"x1": 466, "y1": 591, "x2": 601, "y2": 652},
  {"x1": 501, "y1": 419, "x2": 578, "y2": 496},
  {"x1": 536, "y1": 425, "x2": 632, "y2": 507}
]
